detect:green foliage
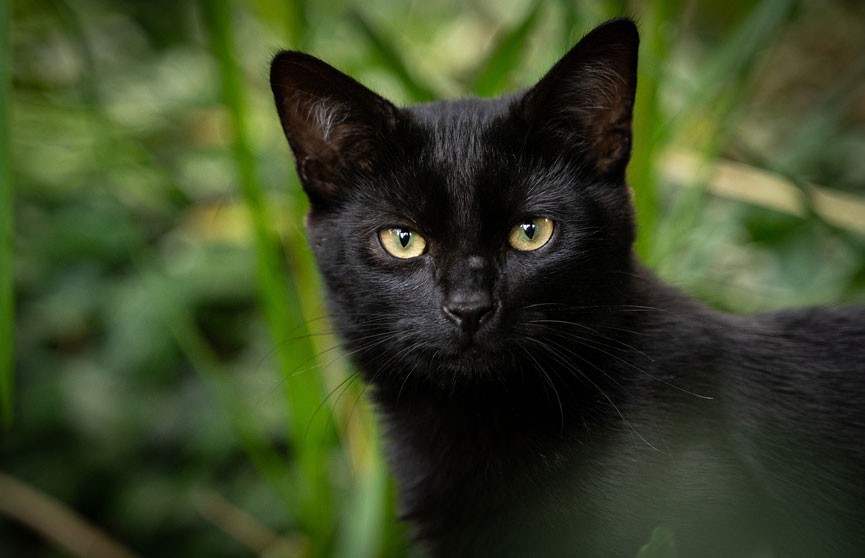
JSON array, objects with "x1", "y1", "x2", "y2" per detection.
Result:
[
  {"x1": 1, "y1": 0, "x2": 863, "y2": 556},
  {"x1": 0, "y1": 0, "x2": 11, "y2": 428},
  {"x1": 469, "y1": 3, "x2": 542, "y2": 97},
  {"x1": 352, "y1": 10, "x2": 439, "y2": 102},
  {"x1": 200, "y1": 1, "x2": 337, "y2": 551}
]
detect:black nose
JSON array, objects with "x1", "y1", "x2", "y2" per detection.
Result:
[{"x1": 443, "y1": 296, "x2": 493, "y2": 333}]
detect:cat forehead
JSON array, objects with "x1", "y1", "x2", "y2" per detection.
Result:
[
  {"x1": 401, "y1": 96, "x2": 524, "y2": 187},
  {"x1": 407, "y1": 96, "x2": 514, "y2": 128},
  {"x1": 359, "y1": 96, "x2": 575, "y2": 237},
  {"x1": 405, "y1": 96, "x2": 516, "y2": 158},
  {"x1": 394, "y1": 98, "x2": 520, "y2": 224}
]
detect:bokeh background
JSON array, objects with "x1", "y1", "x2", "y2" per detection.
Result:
[{"x1": 1, "y1": 0, "x2": 864, "y2": 556}]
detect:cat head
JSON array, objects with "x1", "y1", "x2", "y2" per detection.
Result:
[{"x1": 270, "y1": 19, "x2": 640, "y2": 389}]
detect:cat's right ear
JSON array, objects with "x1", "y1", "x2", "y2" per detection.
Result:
[
  {"x1": 516, "y1": 18, "x2": 639, "y2": 179},
  {"x1": 270, "y1": 51, "x2": 399, "y2": 208}
]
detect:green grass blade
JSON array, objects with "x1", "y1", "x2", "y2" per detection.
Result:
[
  {"x1": 351, "y1": 9, "x2": 437, "y2": 102},
  {"x1": 630, "y1": 0, "x2": 680, "y2": 263},
  {"x1": 555, "y1": 0, "x2": 581, "y2": 52},
  {"x1": 469, "y1": 3, "x2": 542, "y2": 97},
  {"x1": 332, "y1": 419, "x2": 389, "y2": 558},
  {"x1": 249, "y1": 0, "x2": 308, "y2": 48},
  {"x1": 199, "y1": 0, "x2": 335, "y2": 550},
  {"x1": 0, "y1": 0, "x2": 12, "y2": 427},
  {"x1": 285, "y1": 0, "x2": 308, "y2": 49}
]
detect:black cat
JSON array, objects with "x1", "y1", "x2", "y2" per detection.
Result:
[{"x1": 270, "y1": 18, "x2": 865, "y2": 558}]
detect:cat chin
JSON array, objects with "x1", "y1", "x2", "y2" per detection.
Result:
[
  {"x1": 355, "y1": 339, "x2": 516, "y2": 389},
  {"x1": 414, "y1": 343, "x2": 519, "y2": 385}
]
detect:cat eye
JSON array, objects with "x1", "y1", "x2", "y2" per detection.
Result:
[
  {"x1": 379, "y1": 227, "x2": 427, "y2": 259},
  {"x1": 508, "y1": 217, "x2": 554, "y2": 251}
]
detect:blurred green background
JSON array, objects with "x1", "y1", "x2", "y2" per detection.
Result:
[{"x1": 1, "y1": 0, "x2": 864, "y2": 556}]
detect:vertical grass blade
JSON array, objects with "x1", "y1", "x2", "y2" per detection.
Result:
[
  {"x1": 0, "y1": 0, "x2": 13, "y2": 427},
  {"x1": 199, "y1": 0, "x2": 335, "y2": 551},
  {"x1": 285, "y1": 0, "x2": 308, "y2": 49},
  {"x1": 629, "y1": 0, "x2": 679, "y2": 263},
  {"x1": 469, "y1": 3, "x2": 542, "y2": 97},
  {"x1": 332, "y1": 419, "x2": 388, "y2": 558},
  {"x1": 249, "y1": 0, "x2": 308, "y2": 48},
  {"x1": 351, "y1": 10, "x2": 438, "y2": 102}
]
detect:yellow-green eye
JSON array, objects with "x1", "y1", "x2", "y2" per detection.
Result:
[
  {"x1": 379, "y1": 227, "x2": 427, "y2": 259},
  {"x1": 508, "y1": 217, "x2": 554, "y2": 251}
]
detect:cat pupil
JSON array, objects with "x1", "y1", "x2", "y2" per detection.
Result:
[
  {"x1": 398, "y1": 229, "x2": 411, "y2": 248},
  {"x1": 522, "y1": 222, "x2": 536, "y2": 239}
]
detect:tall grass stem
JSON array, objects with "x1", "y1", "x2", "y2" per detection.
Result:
[
  {"x1": 200, "y1": 0, "x2": 335, "y2": 550},
  {"x1": 0, "y1": 0, "x2": 14, "y2": 427}
]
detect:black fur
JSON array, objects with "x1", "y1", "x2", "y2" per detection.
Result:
[{"x1": 270, "y1": 19, "x2": 865, "y2": 557}]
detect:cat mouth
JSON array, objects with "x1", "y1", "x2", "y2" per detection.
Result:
[
  {"x1": 446, "y1": 327, "x2": 501, "y2": 362},
  {"x1": 451, "y1": 316, "x2": 497, "y2": 354}
]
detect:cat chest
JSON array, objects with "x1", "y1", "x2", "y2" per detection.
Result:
[{"x1": 387, "y1": 418, "x2": 771, "y2": 557}]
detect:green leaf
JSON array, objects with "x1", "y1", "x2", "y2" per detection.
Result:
[
  {"x1": 630, "y1": 0, "x2": 682, "y2": 263},
  {"x1": 469, "y1": 3, "x2": 542, "y2": 97},
  {"x1": 332, "y1": 421, "x2": 389, "y2": 558}
]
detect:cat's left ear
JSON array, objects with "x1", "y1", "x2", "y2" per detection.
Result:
[{"x1": 517, "y1": 18, "x2": 639, "y2": 178}]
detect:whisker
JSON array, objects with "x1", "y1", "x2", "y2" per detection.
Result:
[
  {"x1": 532, "y1": 323, "x2": 713, "y2": 401},
  {"x1": 524, "y1": 337, "x2": 662, "y2": 453},
  {"x1": 518, "y1": 345, "x2": 565, "y2": 434}
]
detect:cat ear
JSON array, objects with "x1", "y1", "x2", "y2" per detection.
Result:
[
  {"x1": 270, "y1": 51, "x2": 399, "y2": 207},
  {"x1": 517, "y1": 18, "x2": 639, "y2": 178}
]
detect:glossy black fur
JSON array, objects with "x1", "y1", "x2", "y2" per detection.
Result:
[{"x1": 270, "y1": 19, "x2": 865, "y2": 557}]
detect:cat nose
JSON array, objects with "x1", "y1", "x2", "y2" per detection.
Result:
[{"x1": 443, "y1": 295, "x2": 493, "y2": 333}]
